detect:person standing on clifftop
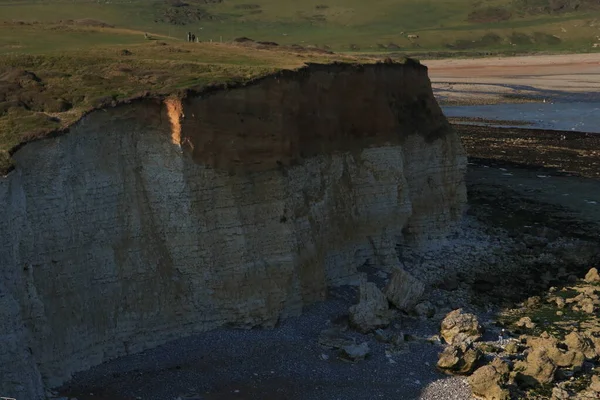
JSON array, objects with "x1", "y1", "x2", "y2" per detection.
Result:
[{"x1": 187, "y1": 32, "x2": 191, "y2": 42}]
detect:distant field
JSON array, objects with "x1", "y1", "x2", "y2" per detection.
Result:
[{"x1": 1, "y1": 0, "x2": 600, "y2": 54}]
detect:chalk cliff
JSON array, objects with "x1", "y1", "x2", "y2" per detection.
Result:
[{"x1": 0, "y1": 62, "x2": 466, "y2": 399}]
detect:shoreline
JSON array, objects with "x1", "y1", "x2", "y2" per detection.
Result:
[{"x1": 424, "y1": 53, "x2": 600, "y2": 106}]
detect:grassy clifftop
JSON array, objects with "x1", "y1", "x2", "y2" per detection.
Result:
[{"x1": 0, "y1": 39, "x2": 360, "y2": 174}]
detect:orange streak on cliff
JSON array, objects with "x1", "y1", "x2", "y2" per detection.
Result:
[{"x1": 165, "y1": 98, "x2": 183, "y2": 146}]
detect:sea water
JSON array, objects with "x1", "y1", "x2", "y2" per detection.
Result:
[{"x1": 442, "y1": 102, "x2": 600, "y2": 134}]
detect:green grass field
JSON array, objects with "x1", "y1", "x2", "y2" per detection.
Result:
[
  {"x1": 1, "y1": 0, "x2": 600, "y2": 54},
  {"x1": 1, "y1": 0, "x2": 600, "y2": 174}
]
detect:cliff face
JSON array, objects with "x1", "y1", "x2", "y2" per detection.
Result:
[{"x1": 0, "y1": 62, "x2": 466, "y2": 399}]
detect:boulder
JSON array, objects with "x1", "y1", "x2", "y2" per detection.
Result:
[
  {"x1": 584, "y1": 267, "x2": 600, "y2": 283},
  {"x1": 440, "y1": 309, "x2": 483, "y2": 345},
  {"x1": 564, "y1": 331, "x2": 597, "y2": 361},
  {"x1": 383, "y1": 268, "x2": 424, "y2": 312},
  {"x1": 340, "y1": 342, "x2": 370, "y2": 362},
  {"x1": 515, "y1": 334, "x2": 589, "y2": 388},
  {"x1": 437, "y1": 340, "x2": 482, "y2": 375},
  {"x1": 468, "y1": 358, "x2": 511, "y2": 400},
  {"x1": 348, "y1": 281, "x2": 391, "y2": 333},
  {"x1": 588, "y1": 335, "x2": 600, "y2": 357},
  {"x1": 551, "y1": 387, "x2": 571, "y2": 400},
  {"x1": 504, "y1": 341, "x2": 520, "y2": 354},
  {"x1": 524, "y1": 296, "x2": 541, "y2": 308},
  {"x1": 575, "y1": 375, "x2": 600, "y2": 399},
  {"x1": 515, "y1": 347, "x2": 557, "y2": 387},
  {"x1": 590, "y1": 375, "x2": 600, "y2": 393},
  {"x1": 579, "y1": 297, "x2": 596, "y2": 314},
  {"x1": 527, "y1": 335, "x2": 585, "y2": 370},
  {"x1": 516, "y1": 317, "x2": 536, "y2": 330}
]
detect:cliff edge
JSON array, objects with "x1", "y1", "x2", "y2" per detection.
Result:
[{"x1": 0, "y1": 62, "x2": 466, "y2": 399}]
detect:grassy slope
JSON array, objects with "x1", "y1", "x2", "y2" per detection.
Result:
[
  {"x1": 1, "y1": 0, "x2": 599, "y2": 54},
  {"x1": 0, "y1": 34, "x2": 363, "y2": 173}
]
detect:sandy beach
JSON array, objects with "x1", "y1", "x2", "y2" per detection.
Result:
[{"x1": 424, "y1": 53, "x2": 600, "y2": 105}]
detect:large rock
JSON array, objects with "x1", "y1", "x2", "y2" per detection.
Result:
[
  {"x1": 576, "y1": 375, "x2": 600, "y2": 399},
  {"x1": 584, "y1": 267, "x2": 600, "y2": 283},
  {"x1": 440, "y1": 309, "x2": 483, "y2": 345},
  {"x1": 515, "y1": 347, "x2": 557, "y2": 387},
  {"x1": 348, "y1": 281, "x2": 392, "y2": 333},
  {"x1": 551, "y1": 386, "x2": 572, "y2": 400},
  {"x1": 340, "y1": 342, "x2": 370, "y2": 362},
  {"x1": 590, "y1": 375, "x2": 600, "y2": 393},
  {"x1": 588, "y1": 335, "x2": 600, "y2": 358},
  {"x1": 383, "y1": 268, "x2": 425, "y2": 312},
  {"x1": 527, "y1": 335, "x2": 585, "y2": 370},
  {"x1": 516, "y1": 334, "x2": 586, "y2": 388},
  {"x1": 468, "y1": 358, "x2": 511, "y2": 400},
  {"x1": 564, "y1": 331, "x2": 597, "y2": 361},
  {"x1": 437, "y1": 341, "x2": 482, "y2": 375},
  {"x1": 515, "y1": 316, "x2": 536, "y2": 330}
]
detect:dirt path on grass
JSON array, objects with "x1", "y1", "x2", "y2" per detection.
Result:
[{"x1": 423, "y1": 53, "x2": 600, "y2": 105}]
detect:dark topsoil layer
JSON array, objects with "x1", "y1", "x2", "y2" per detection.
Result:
[{"x1": 57, "y1": 125, "x2": 600, "y2": 400}]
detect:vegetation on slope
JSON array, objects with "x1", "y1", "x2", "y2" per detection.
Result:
[{"x1": 0, "y1": 37, "x2": 360, "y2": 174}]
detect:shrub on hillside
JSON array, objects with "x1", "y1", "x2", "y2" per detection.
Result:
[
  {"x1": 480, "y1": 33, "x2": 503, "y2": 46},
  {"x1": 509, "y1": 32, "x2": 533, "y2": 45},
  {"x1": 233, "y1": 4, "x2": 261, "y2": 9}
]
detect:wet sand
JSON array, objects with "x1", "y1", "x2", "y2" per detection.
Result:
[{"x1": 424, "y1": 53, "x2": 600, "y2": 105}]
